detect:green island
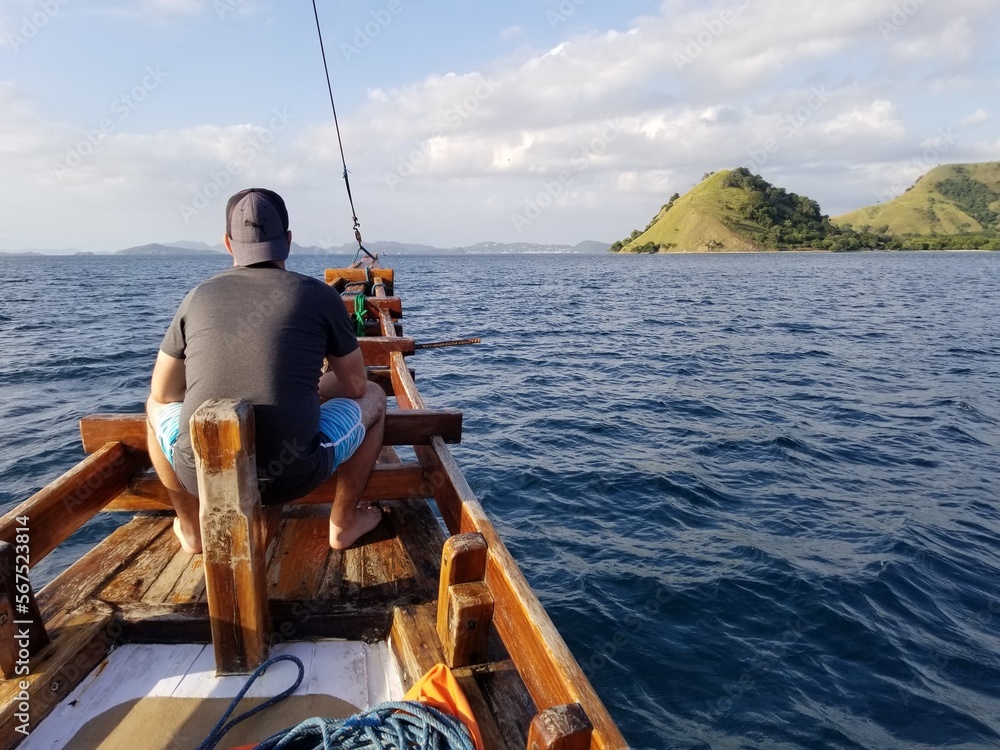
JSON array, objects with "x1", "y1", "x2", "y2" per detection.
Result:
[{"x1": 611, "y1": 162, "x2": 1000, "y2": 253}]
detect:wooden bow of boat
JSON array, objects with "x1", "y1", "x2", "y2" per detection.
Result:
[{"x1": 0, "y1": 267, "x2": 627, "y2": 750}]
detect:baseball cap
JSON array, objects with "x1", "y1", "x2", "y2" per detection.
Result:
[{"x1": 225, "y1": 188, "x2": 290, "y2": 265}]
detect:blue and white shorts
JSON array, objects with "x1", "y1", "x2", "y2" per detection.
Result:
[
  {"x1": 151, "y1": 399, "x2": 365, "y2": 477},
  {"x1": 317, "y1": 399, "x2": 366, "y2": 476},
  {"x1": 152, "y1": 402, "x2": 184, "y2": 467}
]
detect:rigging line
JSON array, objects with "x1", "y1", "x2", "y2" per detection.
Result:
[{"x1": 311, "y1": 0, "x2": 377, "y2": 262}]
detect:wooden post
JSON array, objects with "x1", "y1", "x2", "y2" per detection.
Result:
[
  {"x1": 527, "y1": 704, "x2": 593, "y2": 750},
  {"x1": 437, "y1": 533, "x2": 493, "y2": 668},
  {"x1": 0, "y1": 542, "x2": 49, "y2": 679},
  {"x1": 190, "y1": 399, "x2": 270, "y2": 675}
]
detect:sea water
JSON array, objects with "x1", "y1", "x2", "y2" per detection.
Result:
[{"x1": 1, "y1": 252, "x2": 998, "y2": 749}]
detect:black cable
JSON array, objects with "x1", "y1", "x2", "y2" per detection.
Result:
[{"x1": 311, "y1": 0, "x2": 376, "y2": 262}]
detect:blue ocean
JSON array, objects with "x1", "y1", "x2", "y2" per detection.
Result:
[{"x1": 1, "y1": 251, "x2": 999, "y2": 749}]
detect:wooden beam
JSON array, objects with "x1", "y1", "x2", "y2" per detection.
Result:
[
  {"x1": 437, "y1": 533, "x2": 491, "y2": 669},
  {"x1": 390, "y1": 351, "x2": 426, "y2": 410},
  {"x1": 343, "y1": 295, "x2": 402, "y2": 319},
  {"x1": 358, "y1": 337, "x2": 416, "y2": 367},
  {"x1": 79, "y1": 409, "x2": 460, "y2": 454},
  {"x1": 437, "y1": 533, "x2": 488, "y2": 637},
  {"x1": 528, "y1": 704, "x2": 593, "y2": 750},
  {"x1": 113, "y1": 600, "x2": 394, "y2": 645},
  {"x1": 372, "y1": 274, "x2": 389, "y2": 297},
  {"x1": 385, "y1": 410, "x2": 462, "y2": 445},
  {"x1": 377, "y1": 309, "x2": 397, "y2": 338},
  {"x1": 364, "y1": 320, "x2": 403, "y2": 337},
  {"x1": 0, "y1": 443, "x2": 137, "y2": 566},
  {"x1": 190, "y1": 399, "x2": 270, "y2": 675},
  {"x1": 390, "y1": 603, "x2": 445, "y2": 690},
  {"x1": 441, "y1": 582, "x2": 494, "y2": 668},
  {"x1": 105, "y1": 461, "x2": 431, "y2": 512},
  {"x1": 368, "y1": 364, "x2": 416, "y2": 398},
  {"x1": 324, "y1": 267, "x2": 394, "y2": 293}
]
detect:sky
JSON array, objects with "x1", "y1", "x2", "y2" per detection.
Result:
[{"x1": 1, "y1": 0, "x2": 998, "y2": 253}]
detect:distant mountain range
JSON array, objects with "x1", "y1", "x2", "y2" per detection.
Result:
[
  {"x1": 612, "y1": 161, "x2": 1000, "y2": 253},
  {"x1": 0, "y1": 239, "x2": 610, "y2": 257}
]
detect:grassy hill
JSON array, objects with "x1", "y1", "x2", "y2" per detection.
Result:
[
  {"x1": 615, "y1": 170, "x2": 761, "y2": 252},
  {"x1": 612, "y1": 169, "x2": 859, "y2": 253},
  {"x1": 834, "y1": 163, "x2": 1000, "y2": 237}
]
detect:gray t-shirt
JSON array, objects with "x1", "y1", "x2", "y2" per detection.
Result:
[{"x1": 160, "y1": 266, "x2": 359, "y2": 504}]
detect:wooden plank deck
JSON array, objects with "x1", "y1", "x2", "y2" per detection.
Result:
[
  {"x1": 15, "y1": 492, "x2": 535, "y2": 749},
  {"x1": 42, "y1": 499, "x2": 442, "y2": 632}
]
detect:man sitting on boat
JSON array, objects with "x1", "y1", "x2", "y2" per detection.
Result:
[{"x1": 144, "y1": 188, "x2": 386, "y2": 554}]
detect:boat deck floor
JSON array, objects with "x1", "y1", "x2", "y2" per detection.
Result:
[
  {"x1": 38, "y1": 498, "x2": 445, "y2": 644},
  {"x1": 20, "y1": 640, "x2": 399, "y2": 750},
  {"x1": 6, "y1": 497, "x2": 535, "y2": 749}
]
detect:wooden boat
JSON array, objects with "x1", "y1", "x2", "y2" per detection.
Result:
[{"x1": 0, "y1": 266, "x2": 628, "y2": 749}]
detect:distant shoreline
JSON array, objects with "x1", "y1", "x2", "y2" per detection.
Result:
[
  {"x1": 3, "y1": 249, "x2": 997, "y2": 259},
  {"x1": 613, "y1": 247, "x2": 998, "y2": 255}
]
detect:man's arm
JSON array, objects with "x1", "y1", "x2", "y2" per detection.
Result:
[
  {"x1": 149, "y1": 351, "x2": 186, "y2": 413},
  {"x1": 319, "y1": 347, "x2": 367, "y2": 402}
]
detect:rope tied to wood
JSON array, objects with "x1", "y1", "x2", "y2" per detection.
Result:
[{"x1": 352, "y1": 293, "x2": 367, "y2": 336}]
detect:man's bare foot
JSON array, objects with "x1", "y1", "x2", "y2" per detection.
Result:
[
  {"x1": 329, "y1": 506, "x2": 383, "y2": 550},
  {"x1": 173, "y1": 517, "x2": 203, "y2": 554}
]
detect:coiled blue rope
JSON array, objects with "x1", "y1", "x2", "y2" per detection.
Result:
[
  {"x1": 195, "y1": 654, "x2": 305, "y2": 750},
  {"x1": 196, "y1": 654, "x2": 474, "y2": 750},
  {"x1": 254, "y1": 701, "x2": 475, "y2": 750}
]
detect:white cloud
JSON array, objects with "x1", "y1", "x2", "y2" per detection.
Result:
[
  {"x1": 889, "y1": 17, "x2": 977, "y2": 66},
  {"x1": 962, "y1": 108, "x2": 990, "y2": 127},
  {"x1": 3, "y1": 0, "x2": 999, "y2": 250},
  {"x1": 142, "y1": 0, "x2": 204, "y2": 15},
  {"x1": 819, "y1": 100, "x2": 906, "y2": 141},
  {"x1": 0, "y1": 80, "x2": 301, "y2": 250},
  {"x1": 499, "y1": 25, "x2": 525, "y2": 43}
]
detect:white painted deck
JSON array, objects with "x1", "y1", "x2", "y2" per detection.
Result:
[{"x1": 22, "y1": 640, "x2": 405, "y2": 749}]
